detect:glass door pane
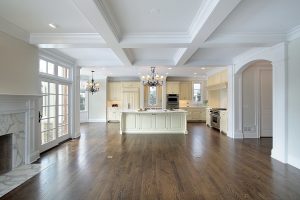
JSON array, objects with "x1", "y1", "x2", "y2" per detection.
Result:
[
  {"x1": 57, "y1": 84, "x2": 69, "y2": 137},
  {"x1": 41, "y1": 81, "x2": 57, "y2": 145}
]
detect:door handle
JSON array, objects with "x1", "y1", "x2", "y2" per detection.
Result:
[{"x1": 38, "y1": 111, "x2": 42, "y2": 123}]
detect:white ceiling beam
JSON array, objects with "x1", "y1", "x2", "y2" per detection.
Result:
[
  {"x1": 175, "y1": 0, "x2": 242, "y2": 66},
  {"x1": 72, "y1": 0, "x2": 132, "y2": 66}
]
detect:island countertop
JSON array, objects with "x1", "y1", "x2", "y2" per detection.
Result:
[{"x1": 121, "y1": 109, "x2": 187, "y2": 114}]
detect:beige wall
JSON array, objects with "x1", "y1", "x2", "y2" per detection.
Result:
[
  {"x1": 287, "y1": 37, "x2": 300, "y2": 168},
  {"x1": 0, "y1": 31, "x2": 40, "y2": 95}
]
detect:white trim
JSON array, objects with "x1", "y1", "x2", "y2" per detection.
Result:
[
  {"x1": 287, "y1": 25, "x2": 300, "y2": 42},
  {"x1": 288, "y1": 155, "x2": 300, "y2": 169},
  {"x1": 0, "y1": 16, "x2": 29, "y2": 42},
  {"x1": 88, "y1": 118, "x2": 106, "y2": 122},
  {"x1": 30, "y1": 33, "x2": 106, "y2": 45},
  {"x1": 39, "y1": 49, "x2": 76, "y2": 67}
]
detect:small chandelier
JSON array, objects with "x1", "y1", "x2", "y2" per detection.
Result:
[
  {"x1": 141, "y1": 67, "x2": 164, "y2": 87},
  {"x1": 86, "y1": 70, "x2": 100, "y2": 95}
]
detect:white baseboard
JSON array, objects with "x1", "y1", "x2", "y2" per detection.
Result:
[
  {"x1": 271, "y1": 148, "x2": 287, "y2": 164},
  {"x1": 88, "y1": 118, "x2": 106, "y2": 122},
  {"x1": 30, "y1": 151, "x2": 40, "y2": 163},
  {"x1": 233, "y1": 131, "x2": 243, "y2": 139},
  {"x1": 243, "y1": 132, "x2": 259, "y2": 138},
  {"x1": 288, "y1": 155, "x2": 300, "y2": 169}
]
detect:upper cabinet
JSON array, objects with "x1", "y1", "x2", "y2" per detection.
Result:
[
  {"x1": 167, "y1": 82, "x2": 180, "y2": 94},
  {"x1": 108, "y1": 82, "x2": 122, "y2": 101},
  {"x1": 179, "y1": 82, "x2": 192, "y2": 100},
  {"x1": 207, "y1": 69, "x2": 228, "y2": 90}
]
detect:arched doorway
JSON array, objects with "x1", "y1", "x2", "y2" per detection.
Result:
[{"x1": 240, "y1": 60, "x2": 273, "y2": 138}]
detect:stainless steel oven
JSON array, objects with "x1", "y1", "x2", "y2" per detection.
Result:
[
  {"x1": 210, "y1": 111, "x2": 220, "y2": 129},
  {"x1": 166, "y1": 94, "x2": 179, "y2": 109},
  {"x1": 210, "y1": 108, "x2": 226, "y2": 130}
]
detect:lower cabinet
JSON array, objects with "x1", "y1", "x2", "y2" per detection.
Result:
[
  {"x1": 206, "y1": 108, "x2": 211, "y2": 127},
  {"x1": 121, "y1": 112, "x2": 187, "y2": 134},
  {"x1": 220, "y1": 110, "x2": 227, "y2": 134},
  {"x1": 107, "y1": 107, "x2": 121, "y2": 122},
  {"x1": 181, "y1": 107, "x2": 206, "y2": 122}
]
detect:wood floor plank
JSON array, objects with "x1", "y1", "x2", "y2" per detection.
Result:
[{"x1": 1, "y1": 122, "x2": 300, "y2": 200}]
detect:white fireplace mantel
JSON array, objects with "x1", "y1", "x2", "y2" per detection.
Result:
[{"x1": 0, "y1": 94, "x2": 40, "y2": 169}]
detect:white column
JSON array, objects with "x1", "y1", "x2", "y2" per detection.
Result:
[
  {"x1": 271, "y1": 43, "x2": 288, "y2": 163},
  {"x1": 71, "y1": 66, "x2": 81, "y2": 138},
  {"x1": 226, "y1": 65, "x2": 234, "y2": 138}
]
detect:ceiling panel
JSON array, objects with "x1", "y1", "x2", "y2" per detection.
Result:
[
  {"x1": 187, "y1": 47, "x2": 250, "y2": 65},
  {"x1": 58, "y1": 48, "x2": 122, "y2": 66},
  {"x1": 0, "y1": 0, "x2": 96, "y2": 33},
  {"x1": 211, "y1": 0, "x2": 300, "y2": 35},
  {"x1": 102, "y1": 0, "x2": 203, "y2": 34}
]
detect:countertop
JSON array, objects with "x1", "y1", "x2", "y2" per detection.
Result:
[{"x1": 122, "y1": 109, "x2": 187, "y2": 113}]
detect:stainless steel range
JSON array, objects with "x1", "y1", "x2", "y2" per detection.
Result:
[{"x1": 210, "y1": 108, "x2": 226, "y2": 130}]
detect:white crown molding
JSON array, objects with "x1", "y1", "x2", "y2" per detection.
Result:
[
  {"x1": 133, "y1": 59, "x2": 175, "y2": 66},
  {"x1": 287, "y1": 25, "x2": 300, "y2": 41},
  {"x1": 120, "y1": 32, "x2": 191, "y2": 48},
  {"x1": 0, "y1": 16, "x2": 29, "y2": 42},
  {"x1": 95, "y1": 0, "x2": 121, "y2": 40},
  {"x1": 30, "y1": 33, "x2": 106, "y2": 46},
  {"x1": 185, "y1": 59, "x2": 231, "y2": 67},
  {"x1": 39, "y1": 49, "x2": 76, "y2": 66},
  {"x1": 205, "y1": 33, "x2": 286, "y2": 46},
  {"x1": 76, "y1": 59, "x2": 123, "y2": 67}
]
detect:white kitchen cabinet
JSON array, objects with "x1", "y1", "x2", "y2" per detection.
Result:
[
  {"x1": 107, "y1": 107, "x2": 121, "y2": 122},
  {"x1": 167, "y1": 82, "x2": 180, "y2": 94},
  {"x1": 181, "y1": 107, "x2": 206, "y2": 121},
  {"x1": 206, "y1": 108, "x2": 211, "y2": 127},
  {"x1": 120, "y1": 110, "x2": 187, "y2": 134},
  {"x1": 220, "y1": 110, "x2": 227, "y2": 134},
  {"x1": 122, "y1": 91, "x2": 140, "y2": 110},
  {"x1": 107, "y1": 82, "x2": 122, "y2": 101},
  {"x1": 179, "y1": 82, "x2": 192, "y2": 100}
]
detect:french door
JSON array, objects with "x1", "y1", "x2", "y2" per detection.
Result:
[{"x1": 40, "y1": 79, "x2": 70, "y2": 152}]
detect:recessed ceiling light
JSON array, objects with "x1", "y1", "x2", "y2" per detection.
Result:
[
  {"x1": 168, "y1": 67, "x2": 172, "y2": 70},
  {"x1": 165, "y1": 72, "x2": 169, "y2": 75},
  {"x1": 194, "y1": 72, "x2": 197, "y2": 75},
  {"x1": 149, "y1": 8, "x2": 160, "y2": 14},
  {"x1": 48, "y1": 23, "x2": 57, "y2": 29},
  {"x1": 201, "y1": 67, "x2": 206, "y2": 70}
]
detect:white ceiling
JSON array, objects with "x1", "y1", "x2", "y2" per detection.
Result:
[
  {"x1": 0, "y1": 0, "x2": 300, "y2": 78},
  {"x1": 102, "y1": 0, "x2": 203, "y2": 34}
]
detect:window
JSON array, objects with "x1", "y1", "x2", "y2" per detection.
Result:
[
  {"x1": 148, "y1": 86, "x2": 157, "y2": 106},
  {"x1": 39, "y1": 59, "x2": 70, "y2": 79},
  {"x1": 193, "y1": 83, "x2": 201, "y2": 103},
  {"x1": 80, "y1": 80, "x2": 87, "y2": 111},
  {"x1": 39, "y1": 58, "x2": 72, "y2": 151}
]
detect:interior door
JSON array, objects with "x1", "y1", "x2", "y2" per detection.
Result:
[{"x1": 260, "y1": 69, "x2": 272, "y2": 137}]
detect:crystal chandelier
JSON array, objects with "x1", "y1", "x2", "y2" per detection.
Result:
[
  {"x1": 86, "y1": 70, "x2": 100, "y2": 95},
  {"x1": 141, "y1": 67, "x2": 164, "y2": 87}
]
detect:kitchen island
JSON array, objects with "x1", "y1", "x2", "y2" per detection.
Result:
[{"x1": 120, "y1": 109, "x2": 188, "y2": 134}]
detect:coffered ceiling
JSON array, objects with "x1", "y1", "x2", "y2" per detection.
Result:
[{"x1": 0, "y1": 0, "x2": 300, "y2": 77}]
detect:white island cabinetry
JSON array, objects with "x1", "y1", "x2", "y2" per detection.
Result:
[{"x1": 120, "y1": 110, "x2": 187, "y2": 134}]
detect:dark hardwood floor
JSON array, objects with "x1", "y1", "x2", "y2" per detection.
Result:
[{"x1": 2, "y1": 123, "x2": 300, "y2": 200}]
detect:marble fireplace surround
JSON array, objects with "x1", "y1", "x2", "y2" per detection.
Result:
[{"x1": 0, "y1": 94, "x2": 40, "y2": 172}]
